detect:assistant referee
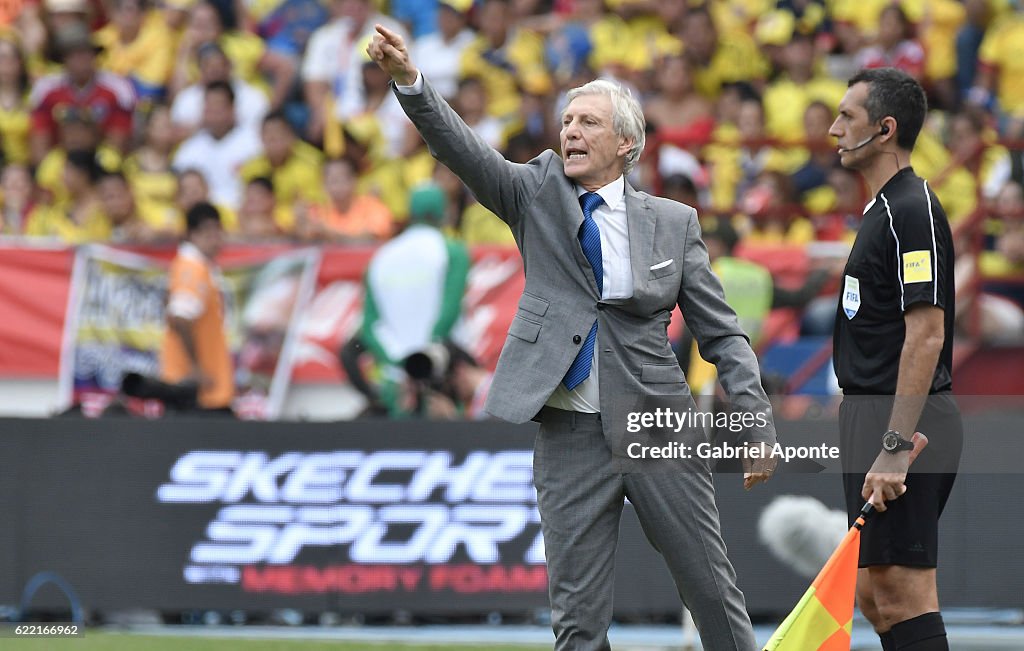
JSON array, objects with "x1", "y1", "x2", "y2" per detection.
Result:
[{"x1": 829, "y1": 68, "x2": 963, "y2": 651}]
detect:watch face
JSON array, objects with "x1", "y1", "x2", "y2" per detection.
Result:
[{"x1": 883, "y1": 432, "x2": 899, "y2": 451}]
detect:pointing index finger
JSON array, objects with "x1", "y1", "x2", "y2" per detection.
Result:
[{"x1": 375, "y1": 24, "x2": 402, "y2": 45}]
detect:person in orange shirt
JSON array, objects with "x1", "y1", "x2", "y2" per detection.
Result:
[
  {"x1": 296, "y1": 156, "x2": 393, "y2": 242},
  {"x1": 160, "y1": 201, "x2": 235, "y2": 414}
]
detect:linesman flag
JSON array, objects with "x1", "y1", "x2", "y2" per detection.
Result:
[
  {"x1": 762, "y1": 506, "x2": 864, "y2": 650},
  {"x1": 763, "y1": 433, "x2": 928, "y2": 651}
]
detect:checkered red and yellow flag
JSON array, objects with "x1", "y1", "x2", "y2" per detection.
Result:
[{"x1": 762, "y1": 511, "x2": 864, "y2": 651}]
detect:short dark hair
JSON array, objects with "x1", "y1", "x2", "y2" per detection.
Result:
[
  {"x1": 99, "y1": 169, "x2": 129, "y2": 185},
  {"x1": 702, "y1": 216, "x2": 739, "y2": 255},
  {"x1": 457, "y1": 76, "x2": 485, "y2": 93},
  {"x1": 721, "y1": 81, "x2": 761, "y2": 104},
  {"x1": 881, "y1": 4, "x2": 914, "y2": 40},
  {"x1": 324, "y1": 156, "x2": 358, "y2": 176},
  {"x1": 847, "y1": 67, "x2": 927, "y2": 151},
  {"x1": 185, "y1": 201, "x2": 222, "y2": 233},
  {"x1": 952, "y1": 105, "x2": 986, "y2": 134},
  {"x1": 686, "y1": 5, "x2": 713, "y2": 22},
  {"x1": 113, "y1": 0, "x2": 150, "y2": 10},
  {"x1": 196, "y1": 41, "x2": 227, "y2": 64},
  {"x1": 445, "y1": 342, "x2": 479, "y2": 372},
  {"x1": 199, "y1": 0, "x2": 235, "y2": 31},
  {"x1": 262, "y1": 109, "x2": 292, "y2": 132},
  {"x1": 248, "y1": 176, "x2": 274, "y2": 193},
  {"x1": 805, "y1": 100, "x2": 833, "y2": 119},
  {"x1": 204, "y1": 79, "x2": 235, "y2": 105},
  {"x1": 662, "y1": 173, "x2": 698, "y2": 199},
  {"x1": 66, "y1": 149, "x2": 103, "y2": 184}
]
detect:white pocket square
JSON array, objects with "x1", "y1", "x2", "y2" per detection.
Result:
[{"x1": 649, "y1": 259, "x2": 674, "y2": 271}]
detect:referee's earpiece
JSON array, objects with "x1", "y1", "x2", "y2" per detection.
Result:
[{"x1": 839, "y1": 121, "x2": 892, "y2": 153}]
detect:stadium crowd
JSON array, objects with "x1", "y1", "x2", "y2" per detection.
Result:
[{"x1": 1, "y1": 0, "x2": 1023, "y2": 335}]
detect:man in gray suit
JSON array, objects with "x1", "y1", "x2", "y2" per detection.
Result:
[{"x1": 369, "y1": 24, "x2": 778, "y2": 651}]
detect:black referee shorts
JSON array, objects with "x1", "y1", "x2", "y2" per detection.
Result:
[{"x1": 839, "y1": 393, "x2": 962, "y2": 568}]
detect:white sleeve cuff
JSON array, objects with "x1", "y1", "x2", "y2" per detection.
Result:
[{"x1": 394, "y1": 71, "x2": 423, "y2": 95}]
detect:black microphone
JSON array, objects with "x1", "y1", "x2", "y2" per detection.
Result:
[{"x1": 838, "y1": 124, "x2": 889, "y2": 153}]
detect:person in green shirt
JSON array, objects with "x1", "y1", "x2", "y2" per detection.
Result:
[{"x1": 342, "y1": 183, "x2": 470, "y2": 417}]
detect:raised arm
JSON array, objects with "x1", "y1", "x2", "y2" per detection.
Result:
[{"x1": 366, "y1": 25, "x2": 546, "y2": 228}]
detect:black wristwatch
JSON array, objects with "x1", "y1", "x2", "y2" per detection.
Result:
[{"x1": 882, "y1": 430, "x2": 914, "y2": 454}]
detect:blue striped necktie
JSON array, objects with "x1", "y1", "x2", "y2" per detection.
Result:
[{"x1": 563, "y1": 191, "x2": 605, "y2": 391}]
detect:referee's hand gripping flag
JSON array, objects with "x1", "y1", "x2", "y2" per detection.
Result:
[{"x1": 763, "y1": 432, "x2": 928, "y2": 651}]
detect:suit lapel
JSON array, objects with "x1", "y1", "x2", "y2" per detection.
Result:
[
  {"x1": 561, "y1": 177, "x2": 600, "y2": 295},
  {"x1": 624, "y1": 184, "x2": 655, "y2": 296}
]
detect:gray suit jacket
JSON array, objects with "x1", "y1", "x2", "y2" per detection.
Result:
[{"x1": 394, "y1": 79, "x2": 776, "y2": 444}]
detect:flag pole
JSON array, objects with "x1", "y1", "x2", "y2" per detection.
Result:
[{"x1": 855, "y1": 501, "x2": 874, "y2": 528}]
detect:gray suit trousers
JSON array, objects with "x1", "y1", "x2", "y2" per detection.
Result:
[{"x1": 534, "y1": 407, "x2": 756, "y2": 651}]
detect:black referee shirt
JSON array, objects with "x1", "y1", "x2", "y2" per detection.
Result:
[{"x1": 833, "y1": 167, "x2": 955, "y2": 395}]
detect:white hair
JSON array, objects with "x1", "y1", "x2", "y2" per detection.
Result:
[{"x1": 564, "y1": 79, "x2": 646, "y2": 174}]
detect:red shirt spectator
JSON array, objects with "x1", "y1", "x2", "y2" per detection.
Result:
[
  {"x1": 856, "y1": 40, "x2": 924, "y2": 79},
  {"x1": 854, "y1": 5, "x2": 924, "y2": 80},
  {"x1": 28, "y1": 22, "x2": 135, "y2": 164}
]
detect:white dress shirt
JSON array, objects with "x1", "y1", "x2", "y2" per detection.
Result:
[
  {"x1": 545, "y1": 176, "x2": 633, "y2": 413},
  {"x1": 395, "y1": 74, "x2": 634, "y2": 412}
]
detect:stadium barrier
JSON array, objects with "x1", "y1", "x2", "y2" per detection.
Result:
[{"x1": 0, "y1": 415, "x2": 1021, "y2": 619}]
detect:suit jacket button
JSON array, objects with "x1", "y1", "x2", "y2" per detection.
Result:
[
  {"x1": 573, "y1": 335, "x2": 582, "y2": 344},
  {"x1": 596, "y1": 303, "x2": 605, "y2": 311}
]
